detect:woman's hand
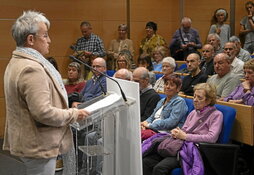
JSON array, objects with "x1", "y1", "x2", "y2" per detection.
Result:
[
  {"x1": 171, "y1": 127, "x2": 187, "y2": 140},
  {"x1": 141, "y1": 121, "x2": 149, "y2": 130},
  {"x1": 77, "y1": 109, "x2": 90, "y2": 121}
]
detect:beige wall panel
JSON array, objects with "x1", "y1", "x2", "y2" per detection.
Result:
[{"x1": 0, "y1": 98, "x2": 6, "y2": 138}]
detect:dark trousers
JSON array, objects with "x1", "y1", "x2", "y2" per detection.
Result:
[{"x1": 143, "y1": 153, "x2": 179, "y2": 175}]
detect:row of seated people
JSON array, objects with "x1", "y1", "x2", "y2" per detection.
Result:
[{"x1": 59, "y1": 55, "x2": 248, "y2": 174}]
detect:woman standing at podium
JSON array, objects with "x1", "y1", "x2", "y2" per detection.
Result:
[{"x1": 3, "y1": 11, "x2": 89, "y2": 175}]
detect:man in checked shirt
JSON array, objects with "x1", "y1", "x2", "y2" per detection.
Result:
[{"x1": 74, "y1": 21, "x2": 106, "y2": 79}]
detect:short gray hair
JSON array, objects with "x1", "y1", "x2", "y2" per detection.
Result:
[
  {"x1": 229, "y1": 36, "x2": 241, "y2": 43},
  {"x1": 207, "y1": 33, "x2": 221, "y2": 42},
  {"x1": 162, "y1": 57, "x2": 176, "y2": 69},
  {"x1": 12, "y1": 10, "x2": 50, "y2": 47}
]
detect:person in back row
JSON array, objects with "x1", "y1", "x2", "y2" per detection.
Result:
[
  {"x1": 179, "y1": 53, "x2": 208, "y2": 96},
  {"x1": 170, "y1": 17, "x2": 202, "y2": 60},
  {"x1": 133, "y1": 67, "x2": 160, "y2": 121},
  {"x1": 223, "y1": 42, "x2": 244, "y2": 76},
  {"x1": 139, "y1": 21, "x2": 167, "y2": 57},
  {"x1": 229, "y1": 35, "x2": 251, "y2": 62},
  {"x1": 207, "y1": 33, "x2": 223, "y2": 55},
  {"x1": 207, "y1": 53, "x2": 241, "y2": 100}
]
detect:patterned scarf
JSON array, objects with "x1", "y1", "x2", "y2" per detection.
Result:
[{"x1": 16, "y1": 47, "x2": 68, "y2": 105}]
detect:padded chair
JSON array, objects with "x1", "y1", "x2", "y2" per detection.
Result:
[
  {"x1": 176, "y1": 63, "x2": 187, "y2": 71},
  {"x1": 171, "y1": 99, "x2": 239, "y2": 175},
  {"x1": 106, "y1": 70, "x2": 116, "y2": 77},
  {"x1": 155, "y1": 73, "x2": 163, "y2": 80}
]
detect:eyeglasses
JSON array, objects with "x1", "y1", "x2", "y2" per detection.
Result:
[
  {"x1": 117, "y1": 60, "x2": 127, "y2": 63},
  {"x1": 32, "y1": 33, "x2": 49, "y2": 39},
  {"x1": 92, "y1": 65, "x2": 104, "y2": 68}
]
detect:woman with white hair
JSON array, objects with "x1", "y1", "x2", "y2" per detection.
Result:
[
  {"x1": 209, "y1": 8, "x2": 231, "y2": 47},
  {"x1": 153, "y1": 57, "x2": 176, "y2": 93},
  {"x1": 3, "y1": 11, "x2": 89, "y2": 175}
]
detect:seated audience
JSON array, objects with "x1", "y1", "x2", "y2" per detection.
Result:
[
  {"x1": 141, "y1": 74, "x2": 188, "y2": 135},
  {"x1": 207, "y1": 53, "x2": 241, "y2": 99},
  {"x1": 208, "y1": 8, "x2": 230, "y2": 47},
  {"x1": 152, "y1": 46, "x2": 169, "y2": 72},
  {"x1": 107, "y1": 24, "x2": 134, "y2": 70},
  {"x1": 170, "y1": 17, "x2": 202, "y2": 60},
  {"x1": 200, "y1": 44, "x2": 215, "y2": 75},
  {"x1": 207, "y1": 33, "x2": 223, "y2": 54},
  {"x1": 179, "y1": 53, "x2": 208, "y2": 96},
  {"x1": 224, "y1": 59, "x2": 254, "y2": 105},
  {"x1": 153, "y1": 57, "x2": 176, "y2": 93},
  {"x1": 138, "y1": 55, "x2": 156, "y2": 86},
  {"x1": 133, "y1": 67, "x2": 161, "y2": 121},
  {"x1": 143, "y1": 83, "x2": 223, "y2": 175},
  {"x1": 223, "y1": 42, "x2": 244, "y2": 76},
  {"x1": 114, "y1": 68, "x2": 133, "y2": 81},
  {"x1": 229, "y1": 35, "x2": 251, "y2": 62},
  {"x1": 64, "y1": 62, "x2": 86, "y2": 94},
  {"x1": 115, "y1": 50, "x2": 133, "y2": 71},
  {"x1": 139, "y1": 21, "x2": 166, "y2": 57}
]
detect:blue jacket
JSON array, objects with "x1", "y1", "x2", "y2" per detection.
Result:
[
  {"x1": 146, "y1": 95, "x2": 188, "y2": 131},
  {"x1": 81, "y1": 75, "x2": 106, "y2": 102}
]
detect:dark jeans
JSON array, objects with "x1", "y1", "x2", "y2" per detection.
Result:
[{"x1": 143, "y1": 153, "x2": 180, "y2": 175}]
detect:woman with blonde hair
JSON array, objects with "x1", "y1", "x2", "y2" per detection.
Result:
[{"x1": 152, "y1": 46, "x2": 169, "y2": 72}]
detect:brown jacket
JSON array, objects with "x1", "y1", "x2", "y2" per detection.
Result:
[{"x1": 3, "y1": 51, "x2": 79, "y2": 158}]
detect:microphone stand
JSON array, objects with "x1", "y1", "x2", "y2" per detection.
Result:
[{"x1": 69, "y1": 55, "x2": 127, "y2": 102}]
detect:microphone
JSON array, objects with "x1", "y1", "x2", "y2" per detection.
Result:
[{"x1": 69, "y1": 55, "x2": 127, "y2": 102}]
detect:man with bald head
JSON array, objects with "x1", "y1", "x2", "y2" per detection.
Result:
[
  {"x1": 114, "y1": 68, "x2": 132, "y2": 81},
  {"x1": 170, "y1": 17, "x2": 202, "y2": 60},
  {"x1": 80, "y1": 57, "x2": 107, "y2": 102},
  {"x1": 180, "y1": 53, "x2": 208, "y2": 96},
  {"x1": 200, "y1": 44, "x2": 215, "y2": 75},
  {"x1": 207, "y1": 53, "x2": 241, "y2": 99},
  {"x1": 133, "y1": 67, "x2": 160, "y2": 121}
]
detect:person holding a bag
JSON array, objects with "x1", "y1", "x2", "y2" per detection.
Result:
[
  {"x1": 141, "y1": 74, "x2": 188, "y2": 141},
  {"x1": 142, "y1": 83, "x2": 223, "y2": 175}
]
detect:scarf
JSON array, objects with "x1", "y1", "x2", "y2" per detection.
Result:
[{"x1": 16, "y1": 47, "x2": 68, "y2": 105}]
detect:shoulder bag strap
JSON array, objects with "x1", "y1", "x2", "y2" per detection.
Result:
[{"x1": 186, "y1": 108, "x2": 217, "y2": 133}]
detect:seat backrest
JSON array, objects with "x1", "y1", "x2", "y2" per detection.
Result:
[
  {"x1": 106, "y1": 70, "x2": 116, "y2": 77},
  {"x1": 155, "y1": 73, "x2": 163, "y2": 80},
  {"x1": 183, "y1": 98, "x2": 194, "y2": 114},
  {"x1": 214, "y1": 104, "x2": 236, "y2": 144}
]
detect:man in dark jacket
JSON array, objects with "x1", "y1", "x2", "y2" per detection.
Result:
[{"x1": 133, "y1": 67, "x2": 160, "y2": 121}]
